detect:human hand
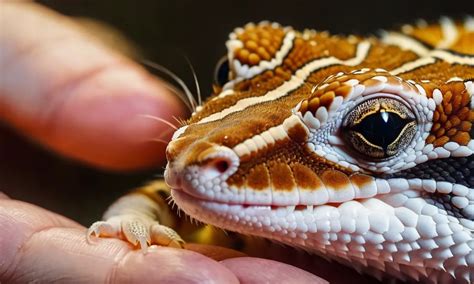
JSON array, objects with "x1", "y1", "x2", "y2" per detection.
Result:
[{"x1": 0, "y1": 3, "x2": 326, "y2": 283}]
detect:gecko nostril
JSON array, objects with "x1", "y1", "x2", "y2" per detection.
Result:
[
  {"x1": 197, "y1": 146, "x2": 239, "y2": 181},
  {"x1": 214, "y1": 159, "x2": 230, "y2": 173},
  {"x1": 200, "y1": 156, "x2": 233, "y2": 180}
]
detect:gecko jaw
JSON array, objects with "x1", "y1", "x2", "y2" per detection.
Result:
[
  {"x1": 171, "y1": 185, "x2": 402, "y2": 256},
  {"x1": 173, "y1": 184, "x2": 473, "y2": 283}
]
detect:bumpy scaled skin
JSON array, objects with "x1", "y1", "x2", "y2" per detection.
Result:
[{"x1": 165, "y1": 19, "x2": 474, "y2": 282}]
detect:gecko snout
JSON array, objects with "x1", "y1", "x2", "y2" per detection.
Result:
[{"x1": 166, "y1": 143, "x2": 240, "y2": 190}]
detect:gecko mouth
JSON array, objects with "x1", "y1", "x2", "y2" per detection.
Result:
[
  {"x1": 172, "y1": 178, "x2": 474, "y2": 229},
  {"x1": 172, "y1": 188, "x2": 338, "y2": 227},
  {"x1": 173, "y1": 189, "x2": 273, "y2": 211},
  {"x1": 171, "y1": 187, "x2": 359, "y2": 213}
]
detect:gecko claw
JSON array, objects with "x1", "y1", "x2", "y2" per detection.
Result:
[
  {"x1": 138, "y1": 236, "x2": 150, "y2": 254},
  {"x1": 86, "y1": 221, "x2": 116, "y2": 244}
]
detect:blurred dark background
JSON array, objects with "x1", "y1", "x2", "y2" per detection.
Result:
[{"x1": 0, "y1": 1, "x2": 472, "y2": 280}]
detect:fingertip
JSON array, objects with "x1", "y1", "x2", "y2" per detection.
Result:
[
  {"x1": 42, "y1": 65, "x2": 188, "y2": 171},
  {"x1": 2, "y1": 217, "x2": 238, "y2": 283},
  {"x1": 0, "y1": 3, "x2": 188, "y2": 171}
]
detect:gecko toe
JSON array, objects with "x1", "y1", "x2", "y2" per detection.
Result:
[
  {"x1": 122, "y1": 218, "x2": 152, "y2": 251},
  {"x1": 151, "y1": 224, "x2": 185, "y2": 248}
]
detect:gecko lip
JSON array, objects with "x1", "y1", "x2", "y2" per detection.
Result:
[
  {"x1": 172, "y1": 188, "x2": 274, "y2": 217},
  {"x1": 171, "y1": 187, "x2": 347, "y2": 211}
]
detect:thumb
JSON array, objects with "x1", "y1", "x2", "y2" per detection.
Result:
[{"x1": 0, "y1": 2, "x2": 187, "y2": 171}]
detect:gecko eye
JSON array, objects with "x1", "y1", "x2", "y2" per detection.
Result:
[
  {"x1": 342, "y1": 97, "x2": 417, "y2": 159},
  {"x1": 214, "y1": 56, "x2": 230, "y2": 86}
]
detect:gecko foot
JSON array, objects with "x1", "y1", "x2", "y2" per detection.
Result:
[{"x1": 87, "y1": 214, "x2": 184, "y2": 252}]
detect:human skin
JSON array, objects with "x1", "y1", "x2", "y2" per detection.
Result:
[{"x1": 0, "y1": 2, "x2": 327, "y2": 283}]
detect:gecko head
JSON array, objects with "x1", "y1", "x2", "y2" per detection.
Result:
[
  {"x1": 165, "y1": 22, "x2": 474, "y2": 282},
  {"x1": 166, "y1": 67, "x2": 474, "y2": 280}
]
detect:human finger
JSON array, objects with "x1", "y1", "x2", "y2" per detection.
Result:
[
  {"x1": 0, "y1": 198, "x2": 238, "y2": 283},
  {"x1": 0, "y1": 2, "x2": 187, "y2": 171}
]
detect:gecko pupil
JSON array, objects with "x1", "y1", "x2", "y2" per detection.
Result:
[
  {"x1": 342, "y1": 97, "x2": 417, "y2": 159},
  {"x1": 352, "y1": 111, "x2": 412, "y2": 150}
]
